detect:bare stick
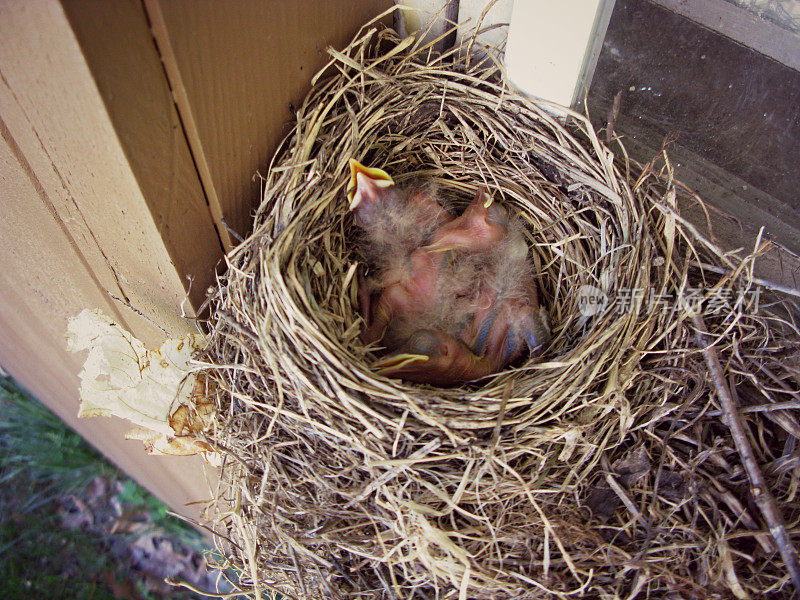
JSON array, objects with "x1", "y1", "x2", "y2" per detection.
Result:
[
  {"x1": 692, "y1": 313, "x2": 800, "y2": 592},
  {"x1": 688, "y1": 260, "x2": 800, "y2": 299},
  {"x1": 702, "y1": 400, "x2": 800, "y2": 418}
]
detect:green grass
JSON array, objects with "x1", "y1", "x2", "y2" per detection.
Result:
[
  {"x1": 1, "y1": 489, "x2": 121, "y2": 599},
  {"x1": 0, "y1": 378, "x2": 118, "y2": 509},
  {"x1": 0, "y1": 376, "x2": 205, "y2": 599}
]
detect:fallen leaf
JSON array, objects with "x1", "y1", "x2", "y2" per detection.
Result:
[
  {"x1": 612, "y1": 445, "x2": 650, "y2": 487},
  {"x1": 585, "y1": 483, "x2": 621, "y2": 521}
]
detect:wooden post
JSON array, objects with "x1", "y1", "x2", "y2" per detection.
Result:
[
  {"x1": 505, "y1": 0, "x2": 616, "y2": 112},
  {"x1": 0, "y1": 0, "x2": 390, "y2": 522}
]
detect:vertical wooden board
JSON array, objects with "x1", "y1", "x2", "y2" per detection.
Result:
[
  {"x1": 0, "y1": 0, "x2": 217, "y2": 520},
  {"x1": 147, "y1": 0, "x2": 393, "y2": 239},
  {"x1": 0, "y1": 135, "x2": 214, "y2": 523},
  {"x1": 0, "y1": 0, "x2": 203, "y2": 342},
  {"x1": 0, "y1": 0, "x2": 395, "y2": 531},
  {"x1": 49, "y1": 0, "x2": 223, "y2": 314},
  {"x1": 506, "y1": 1, "x2": 611, "y2": 109}
]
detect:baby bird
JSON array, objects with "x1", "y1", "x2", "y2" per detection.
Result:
[
  {"x1": 348, "y1": 159, "x2": 550, "y2": 385},
  {"x1": 348, "y1": 158, "x2": 451, "y2": 272},
  {"x1": 454, "y1": 216, "x2": 550, "y2": 365}
]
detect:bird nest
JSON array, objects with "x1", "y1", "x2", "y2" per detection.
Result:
[{"x1": 199, "y1": 17, "x2": 800, "y2": 600}]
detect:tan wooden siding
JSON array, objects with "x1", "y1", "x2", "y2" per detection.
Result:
[
  {"x1": 142, "y1": 0, "x2": 392, "y2": 241},
  {"x1": 0, "y1": 0, "x2": 390, "y2": 521}
]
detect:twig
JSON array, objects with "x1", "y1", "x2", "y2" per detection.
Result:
[
  {"x1": 701, "y1": 400, "x2": 800, "y2": 418},
  {"x1": 692, "y1": 313, "x2": 800, "y2": 592},
  {"x1": 688, "y1": 260, "x2": 800, "y2": 299},
  {"x1": 605, "y1": 90, "x2": 622, "y2": 143}
]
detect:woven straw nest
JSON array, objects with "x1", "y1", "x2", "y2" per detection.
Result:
[{"x1": 199, "y1": 15, "x2": 800, "y2": 600}]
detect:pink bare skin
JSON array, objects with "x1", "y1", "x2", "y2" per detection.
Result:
[
  {"x1": 426, "y1": 188, "x2": 508, "y2": 253},
  {"x1": 361, "y1": 247, "x2": 445, "y2": 345}
]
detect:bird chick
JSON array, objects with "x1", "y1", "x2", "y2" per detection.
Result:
[
  {"x1": 416, "y1": 194, "x2": 550, "y2": 376},
  {"x1": 349, "y1": 158, "x2": 455, "y2": 345},
  {"x1": 455, "y1": 222, "x2": 550, "y2": 365},
  {"x1": 348, "y1": 158, "x2": 451, "y2": 282},
  {"x1": 361, "y1": 187, "x2": 509, "y2": 347},
  {"x1": 348, "y1": 159, "x2": 550, "y2": 386}
]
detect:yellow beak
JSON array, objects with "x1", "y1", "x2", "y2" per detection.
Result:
[
  {"x1": 347, "y1": 158, "x2": 395, "y2": 209},
  {"x1": 372, "y1": 352, "x2": 429, "y2": 376}
]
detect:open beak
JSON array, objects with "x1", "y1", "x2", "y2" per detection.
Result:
[{"x1": 348, "y1": 158, "x2": 395, "y2": 210}]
